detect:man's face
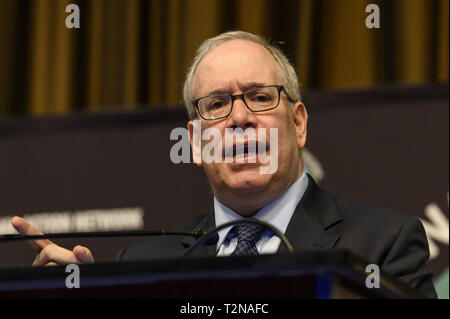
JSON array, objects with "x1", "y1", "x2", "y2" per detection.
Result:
[{"x1": 188, "y1": 39, "x2": 307, "y2": 216}]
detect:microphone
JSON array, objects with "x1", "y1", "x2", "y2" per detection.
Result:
[
  {"x1": 1, "y1": 219, "x2": 289, "y2": 254},
  {"x1": 0, "y1": 229, "x2": 207, "y2": 243}
]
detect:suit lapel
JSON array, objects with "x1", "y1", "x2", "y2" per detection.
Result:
[
  {"x1": 184, "y1": 174, "x2": 343, "y2": 256},
  {"x1": 279, "y1": 174, "x2": 342, "y2": 253},
  {"x1": 181, "y1": 209, "x2": 217, "y2": 257}
]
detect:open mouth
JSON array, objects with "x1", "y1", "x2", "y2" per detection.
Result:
[{"x1": 223, "y1": 141, "x2": 269, "y2": 162}]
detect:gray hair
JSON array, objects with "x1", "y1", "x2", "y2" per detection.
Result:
[{"x1": 183, "y1": 30, "x2": 302, "y2": 119}]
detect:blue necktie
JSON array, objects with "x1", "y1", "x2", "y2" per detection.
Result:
[{"x1": 231, "y1": 223, "x2": 265, "y2": 256}]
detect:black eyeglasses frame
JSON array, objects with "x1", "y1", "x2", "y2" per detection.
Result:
[{"x1": 193, "y1": 85, "x2": 294, "y2": 121}]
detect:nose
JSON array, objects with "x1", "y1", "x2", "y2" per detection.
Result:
[{"x1": 227, "y1": 96, "x2": 258, "y2": 129}]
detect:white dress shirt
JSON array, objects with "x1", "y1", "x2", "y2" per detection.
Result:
[{"x1": 214, "y1": 170, "x2": 309, "y2": 256}]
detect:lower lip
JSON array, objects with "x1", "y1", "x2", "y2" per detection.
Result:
[{"x1": 225, "y1": 152, "x2": 264, "y2": 164}]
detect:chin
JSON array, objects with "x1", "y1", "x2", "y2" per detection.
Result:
[{"x1": 227, "y1": 171, "x2": 271, "y2": 194}]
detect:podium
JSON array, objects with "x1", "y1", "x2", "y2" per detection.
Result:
[{"x1": 0, "y1": 250, "x2": 426, "y2": 299}]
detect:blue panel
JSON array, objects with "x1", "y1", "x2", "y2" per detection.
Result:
[{"x1": 316, "y1": 274, "x2": 333, "y2": 299}]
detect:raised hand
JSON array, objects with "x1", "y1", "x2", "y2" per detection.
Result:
[{"x1": 11, "y1": 216, "x2": 94, "y2": 266}]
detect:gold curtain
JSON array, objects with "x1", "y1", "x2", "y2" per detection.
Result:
[{"x1": 0, "y1": 0, "x2": 448, "y2": 117}]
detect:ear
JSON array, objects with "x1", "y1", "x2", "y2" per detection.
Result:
[
  {"x1": 188, "y1": 120, "x2": 203, "y2": 166},
  {"x1": 292, "y1": 102, "x2": 308, "y2": 150}
]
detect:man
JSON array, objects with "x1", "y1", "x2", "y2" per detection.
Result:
[{"x1": 11, "y1": 31, "x2": 436, "y2": 298}]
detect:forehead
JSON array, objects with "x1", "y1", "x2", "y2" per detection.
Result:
[{"x1": 193, "y1": 39, "x2": 282, "y2": 97}]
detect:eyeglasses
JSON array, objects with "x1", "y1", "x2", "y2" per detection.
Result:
[{"x1": 193, "y1": 85, "x2": 294, "y2": 120}]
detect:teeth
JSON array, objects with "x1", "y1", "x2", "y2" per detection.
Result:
[
  {"x1": 235, "y1": 145, "x2": 248, "y2": 157},
  {"x1": 225, "y1": 143, "x2": 267, "y2": 158}
]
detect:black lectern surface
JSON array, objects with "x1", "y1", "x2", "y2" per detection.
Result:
[{"x1": 0, "y1": 250, "x2": 425, "y2": 299}]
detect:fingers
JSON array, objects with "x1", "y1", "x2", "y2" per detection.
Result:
[
  {"x1": 44, "y1": 262, "x2": 59, "y2": 267},
  {"x1": 33, "y1": 244, "x2": 78, "y2": 266},
  {"x1": 11, "y1": 216, "x2": 95, "y2": 266},
  {"x1": 73, "y1": 245, "x2": 94, "y2": 263},
  {"x1": 32, "y1": 244, "x2": 94, "y2": 266},
  {"x1": 11, "y1": 216, "x2": 53, "y2": 252}
]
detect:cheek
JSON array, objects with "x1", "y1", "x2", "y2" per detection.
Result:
[
  {"x1": 204, "y1": 162, "x2": 229, "y2": 181},
  {"x1": 270, "y1": 118, "x2": 297, "y2": 148},
  {"x1": 272, "y1": 128, "x2": 300, "y2": 171}
]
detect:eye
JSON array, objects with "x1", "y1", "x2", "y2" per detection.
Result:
[
  {"x1": 246, "y1": 87, "x2": 278, "y2": 104},
  {"x1": 207, "y1": 97, "x2": 228, "y2": 111},
  {"x1": 252, "y1": 94, "x2": 271, "y2": 102},
  {"x1": 247, "y1": 90, "x2": 274, "y2": 104}
]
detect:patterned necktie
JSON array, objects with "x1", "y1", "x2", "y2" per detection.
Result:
[{"x1": 231, "y1": 223, "x2": 265, "y2": 256}]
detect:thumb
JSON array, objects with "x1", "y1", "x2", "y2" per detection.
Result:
[{"x1": 73, "y1": 245, "x2": 94, "y2": 263}]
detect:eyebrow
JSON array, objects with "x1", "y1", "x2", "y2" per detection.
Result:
[
  {"x1": 239, "y1": 82, "x2": 267, "y2": 91},
  {"x1": 205, "y1": 82, "x2": 268, "y2": 97}
]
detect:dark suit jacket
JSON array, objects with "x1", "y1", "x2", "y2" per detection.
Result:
[{"x1": 117, "y1": 174, "x2": 437, "y2": 298}]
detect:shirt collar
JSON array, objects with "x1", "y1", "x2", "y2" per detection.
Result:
[{"x1": 214, "y1": 170, "x2": 309, "y2": 250}]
